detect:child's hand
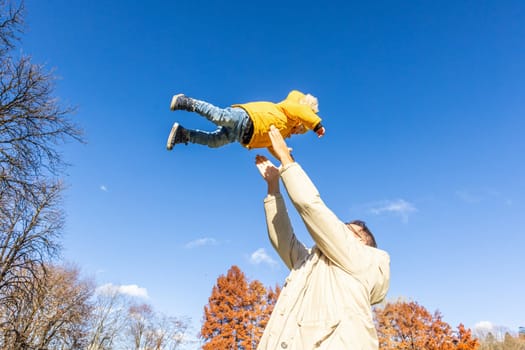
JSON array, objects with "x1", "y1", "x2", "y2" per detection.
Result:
[{"x1": 316, "y1": 127, "x2": 326, "y2": 138}]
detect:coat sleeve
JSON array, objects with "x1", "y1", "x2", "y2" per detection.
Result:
[
  {"x1": 280, "y1": 101, "x2": 322, "y2": 131},
  {"x1": 280, "y1": 163, "x2": 373, "y2": 275},
  {"x1": 264, "y1": 193, "x2": 309, "y2": 270}
]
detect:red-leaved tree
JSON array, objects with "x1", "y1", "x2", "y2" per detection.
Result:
[
  {"x1": 201, "y1": 265, "x2": 279, "y2": 350},
  {"x1": 374, "y1": 300, "x2": 479, "y2": 350}
]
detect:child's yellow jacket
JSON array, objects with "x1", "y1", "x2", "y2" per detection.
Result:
[{"x1": 233, "y1": 90, "x2": 322, "y2": 149}]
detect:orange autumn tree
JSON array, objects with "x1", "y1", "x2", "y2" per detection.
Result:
[
  {"x1": 374, "y1": 300, "x2": 479, "y2": 350},
  {"x1": 201, "y1": 265, "x2": 280, "y2": 350}
]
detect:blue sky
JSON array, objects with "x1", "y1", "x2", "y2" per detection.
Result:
[{"x1": 23, "y1": 0, "x2": 524, "y2": 340}]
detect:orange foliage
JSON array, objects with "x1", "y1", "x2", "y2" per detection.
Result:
[
  {"x1": 200, "y1": 265, "x2": 279, "y2": 350},
  {"x1": 374, "y1": 300, "x2": 479, "y2": 350},
  {"x1": 456, "y1": 324, "x2": 480, "y2": 350}
]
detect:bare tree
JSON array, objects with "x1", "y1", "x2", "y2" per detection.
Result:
[
  {"x1": 0, "y1": 180, "x2": 63, "y2": 313},
  {"x1": 124, "y1": 302, "x2": 191, "y2": 350},
  {"x1": 0, "y1": 263, "x2": 94, "y2": 349},
  {"x1": 0, "y1": 0, "x2": 83, "y2": 329},
  {"x1": 128, "y1": 303, "x2": 154, "y2": 350},
  {"x1": 476, "y1": 326, "x2": 525, "y2": 350},
  {"x1": 0, "y1": 0, "x2": 23, "y2": 56},
  {"x1": 147, "y1": 314, "x2": 189, "y2": 350},
  {"x1": 87, "y1": 286, "x2": 191, "y2": 350},
  {"x1": 1, "y1": 1, "x2": 82, "y2": 195},
  {"x1": 144, "y1": 314, "x2": 190, "y2": 350},
  {"x1": 86, "y1": 285, "x2": 131, "y2": 350}
]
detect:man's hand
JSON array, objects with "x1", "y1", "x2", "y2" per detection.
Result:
[
  {"x1": 255, "y1": 154, "x2": 280, "y2": 194},
  {"x1": 268, "y1": 125, "x2": 295, "y2": 166}
]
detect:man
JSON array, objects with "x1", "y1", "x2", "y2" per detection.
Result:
[{"x1": 254, "y1": 125, "x2": 390, "y2": 349}]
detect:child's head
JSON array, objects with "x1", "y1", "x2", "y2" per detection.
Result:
[{"x1": 300, "y1": 94, "x2": 319, "y2": 113}]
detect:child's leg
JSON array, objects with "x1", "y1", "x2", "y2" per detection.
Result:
[
  {"x1": 193, "y1": 100, "x2": 243, "y2": 129},
  {"x1": 169, "y1": 95, "x2": 251, "y2": 146},
  {"x1": 188, "y1": 126, "x2": 234, "y2": 148},
  {"x1": 192, "y1": 101, "x2": 250, "y2": 144},
  {"x1": 171, "y1": 95, "x2": 240, "y2": 129},
  {"x1": 167, "y1": 122, "x2": 234, "y2": 149}
]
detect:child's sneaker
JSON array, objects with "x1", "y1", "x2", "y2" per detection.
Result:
[
  {"x1": 170, "y1": 94, "x2": 195, "y2": 111},
  {"x1": 166, "y1": 122, "x2": 190, "y2": 150}
]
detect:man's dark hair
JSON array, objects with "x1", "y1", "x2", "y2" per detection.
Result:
[{"x1": 346, "y1": 220, "x2": 377, "y2": 248}]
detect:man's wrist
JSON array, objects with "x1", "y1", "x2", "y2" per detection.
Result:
[
  {"x1": 267, "y1": 180, "x2": 280, "y2": 194},
  {"x1": 264, "y1": 192, "x2": 283, "y2": 203},
  {"x1": 279, "y1": 162, "x2": 299, "y2": 175},
  {"x1": 279, "y1": 153, "x2": 295, "y2": 166}
]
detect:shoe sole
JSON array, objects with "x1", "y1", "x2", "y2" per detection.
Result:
[
  {"x1": 166, "y1": 122, "x2": 180, "y2": 150},
  {"x1": 170, "y1": 94, "x2": 185, "y2": 111}
]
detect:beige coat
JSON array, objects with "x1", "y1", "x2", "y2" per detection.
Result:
[{"x1": 258, "y1": 163, "x2": 390, "y2": 350}]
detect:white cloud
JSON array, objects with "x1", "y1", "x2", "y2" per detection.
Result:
[
  {"x1": 100, "y1": 185, "x2": 108, "y2": 192},
  {"x1": 250, "y1": 248, "x2": 278, "y2": 267},
  {"x1": 184, "y1": 237, "x2": 217, "y2": 249},
  {"x1": 95, "y1": 283, "x2": 116, "y2": 295},
  {"x1": 473, "y1": 321, "x2": 499, "y2": 340},
  {"x1": 474, "y1": 321, "x2": 494, "y2": 331},
  {"x1": 119, "y1": 285, "x2": 149, "y2": 298},
  {"x1": 369, "y1": 199, "x2": 417, "y2": 223},
  {"x1": 96, "y1": 283, "x2": 149, "y2": 299}
]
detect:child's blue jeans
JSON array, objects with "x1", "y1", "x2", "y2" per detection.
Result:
[{"x1": 188, "y1": 99, "x2": 251, "y2": 148}]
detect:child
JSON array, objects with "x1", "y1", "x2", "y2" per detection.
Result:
[{"x1": 166, "y1": 90, "x2": 325, "y2": 152}]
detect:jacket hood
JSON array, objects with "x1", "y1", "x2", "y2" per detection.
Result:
[{"x1": 286, "y1": 90, "x2": 306, "y2": 103}]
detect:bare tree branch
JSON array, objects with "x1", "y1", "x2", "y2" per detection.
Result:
[
  {"x1": 0, "y1": 264, "x2": 94, "y2": 349},
  {"x1": 0, "y1": 0, "x2": 23, "y2": 56},
  {"x1": 0, "y1": 3, "x2": 84, "y2": 348}
]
